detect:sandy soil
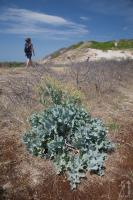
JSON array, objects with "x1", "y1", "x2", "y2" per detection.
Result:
[{"x1": 42, "y1": 48, "x2": 133, "y2": 65}]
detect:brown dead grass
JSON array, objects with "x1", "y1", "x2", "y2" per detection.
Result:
[{"x1": 0, "y1": 62, "x2": 133, "y2": 200}]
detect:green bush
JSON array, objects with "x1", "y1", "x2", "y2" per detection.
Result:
[
  {"x1": 37, "y1": 76, "x2": 85, "y2": 106},
  {"x1": 90, "y1": 41, "x2": 115, "y2": 50},
  {"x1": 23, "y1": 80, "x2": 114, "y2": 189}
]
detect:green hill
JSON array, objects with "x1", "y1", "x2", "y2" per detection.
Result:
[{"x1": 89, "y1": 39, "x2": 133, "y2": 50}]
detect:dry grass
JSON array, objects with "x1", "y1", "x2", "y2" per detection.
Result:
[
  {"x1": 65, "y1": 59, "x2": 133, "y2": 94},
  {"x1": 64, "y1": 59, "x2": 133, "y2": 123},
  {"x1": 0, "y1": 60, "x2": 133, "y2": 200},
  {"x1": 51, "y1": 66, "x2": 66, "y2": 73}
]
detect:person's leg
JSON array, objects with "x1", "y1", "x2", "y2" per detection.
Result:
[
  {"x1": 28, "y1": 54, "x2": 33, "y2": 67},
  {"x1": 26, "y1": 58, "x2": 30, "y2": 67},
  {"x1": 29, "y1": 58, "x2": 32, "y2": 66},
  {"x1": 26, "y1": 54, "x2": 32, "y2": 67}
]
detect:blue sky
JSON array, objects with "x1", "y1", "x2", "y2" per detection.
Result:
[{"x1": 0, "y1": 0, "x2": 133, "y2": 61}]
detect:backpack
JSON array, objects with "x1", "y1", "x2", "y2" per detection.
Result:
[{"x1": 24, "y1": 43, "x2": 32, "y2": 54}]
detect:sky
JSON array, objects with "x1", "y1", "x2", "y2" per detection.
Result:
[{"x1": 0, "y1": 0, "x2": 133, "y2": 61}]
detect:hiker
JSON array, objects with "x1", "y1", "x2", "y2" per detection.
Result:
[{"x1": 24, "y1": 38, "x2": 35, "y2": 67}]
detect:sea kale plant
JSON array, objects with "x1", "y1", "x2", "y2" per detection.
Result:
[{"x1": 23, "y1": 77, "x2": 114, "y2": 189}]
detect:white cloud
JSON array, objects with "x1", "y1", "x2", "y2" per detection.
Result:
[
  {"x1": 0, "y1": 8, "x2": 89, "y2": 39},
  {"x1": 0, "y1": 8, "x2": 69, "y2": 26},
  {"x1": 80, "y1": 16, "x2": 89, "y2": 21}
]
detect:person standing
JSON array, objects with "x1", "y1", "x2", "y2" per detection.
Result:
[{"x1": 24, "y1": 38, "x2": 35, "y2": 67}]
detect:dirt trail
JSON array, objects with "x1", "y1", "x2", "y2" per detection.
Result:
[{"x1": 0, "y1": 66, "x2": 133, "y2": 200}]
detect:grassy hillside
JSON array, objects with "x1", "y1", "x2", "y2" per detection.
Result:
[
  {"x1": 50, "y1": 42, "x2": 84, "y2": 59},
  {"x1": 90, "y1": 39, "x2": 133, "y2": 50},
  {"x1": 48, "y1": 39, "x2": 133, "y2": 60}
]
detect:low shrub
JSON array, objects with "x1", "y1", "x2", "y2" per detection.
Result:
[
  {"x1": 37, "y1": 76, "x2": 85, "y2": 106},
  {"x1": 23, "y1": 78, "x2": 114, "y2": 189},
  {"x1": 90, "y1": 41, "x2": 115, "y2": 50}
]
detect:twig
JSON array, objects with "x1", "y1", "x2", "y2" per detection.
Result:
[{"x1": 65, "y1": 139, "x2": 79, "y2": 154}]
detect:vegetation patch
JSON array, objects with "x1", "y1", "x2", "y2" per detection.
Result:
[
  {"x1": 117, "y1": 39, "x2": 133, "y2": 49},
  {"x1": 67, "y1": 41, "x2": 84, "y2": 50},
  {"x1": 51, "y1": 51, "x2": 61, "y2": 59},
  {"x1": 0, "y1": 62, "x2": 24, "y2": 68},
  {"x1": 90, "y1": 41, "x2": 115, "y2": 50},
  {"x1": 90, "y1": 39, "x2": 133, "y2": 50},
  {"x1": 23, "y1": 78, "x2": 114, "y2": 189},
  {"x1": 107, "y1": 122, "x2": 120, "y2": 132},
  {"x1": 36, "y1": 76, "x2": 85, "y2": 106}
]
